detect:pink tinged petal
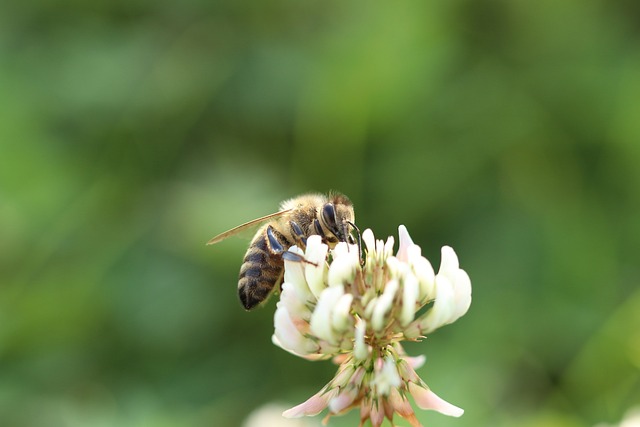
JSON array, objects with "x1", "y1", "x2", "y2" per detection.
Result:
[
  {"x1": 304, "y1": 235, "x2": 329, "y2": 299},
  {"x1": 382, "y1": 398, "x2": 395, "y2": 422},
  {"x1": 401, "y1": 273, "x2": 419, "y2": 326},
  {"x1": 397, "y1": 358, "x2": 420, "y2": 383},
  {"x1": 359, "y1": 399, "x2": 371, "y2": 427},
  {"x1": 328, "y1": 387, "x2": 359, "y2": 413},
  {"x1": 372, "y1": 279, "x2": 399, "y2": 331},
  {"x1": 401, "y1": 413, "x2": 423, "y2": 427},
  {"x1": 388, "y1": 388, "x2": 413, "y2": 417},
  {"x1": 370, "y1": 401, "x2": 386, "y2": 427},
  {"x1": 388, "y1": 388, "x2": 423, "y2": 427},
  {"x1": 310, "y1": 286, "x2": 344, "y2": 344},
  {"x1": 332, "y1": 353, "x2": 350, "y2": 364},
  {"x1": 273, "y1": 305, "x2": 318, "y2": 355},
  {"x1": 396, "y1": 225, "x2": 416, "y2": 262},
  {"x1": 374, "y1": 356, "x2": 384, "y2": 371},
  {"x1": 274, "y1": 300, "x2": 304, "y2": 330},
  {"x1": 405, "y1": 354, "x2": 426, "y2": 370},
  {"x1": 283, "y1": 388, "x2": 338, "y2": 418},
  {"x1": 350, "y1": 365, "x2": 366, "y2": 386},
  {"x1": 408, "y1": 383, "x2": 464, "y2": 417}
]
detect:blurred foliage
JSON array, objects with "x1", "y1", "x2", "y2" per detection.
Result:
[{"x1": 1, "y1": 0, "x2": 639, "y2": 426}]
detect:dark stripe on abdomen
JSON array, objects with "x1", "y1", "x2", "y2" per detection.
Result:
[{"x1": 237, "y1": 232, "x2": 284, "y2": 310}]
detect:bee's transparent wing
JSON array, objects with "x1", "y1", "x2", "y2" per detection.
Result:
[{"x1": 206, "y1": 209, "x2": 293, "y2": 245}]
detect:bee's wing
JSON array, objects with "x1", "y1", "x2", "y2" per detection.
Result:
[{"x1": 206, "y1": 209, "x2": 293, "y2": 245}]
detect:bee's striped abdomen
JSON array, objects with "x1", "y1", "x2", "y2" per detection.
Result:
[{"x1": 237, "y1": 230, "x2": 288, "y2": 310}]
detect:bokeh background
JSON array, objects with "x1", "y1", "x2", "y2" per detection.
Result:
[{"x1": 1, "y1": 0, "x2": 639, "y2": 426}]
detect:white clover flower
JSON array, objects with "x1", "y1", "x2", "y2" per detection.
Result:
[
  {"x1": 273, "y1": 226, "x2": 472, "y2": 427},
  {"x1": 595, "y1": 407, "x2": 640, "y2": 427},
  {"x1": 244, "y1": 403, "x2": 321, "y2": 427}
]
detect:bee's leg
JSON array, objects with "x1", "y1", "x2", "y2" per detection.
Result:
[
  {"x1": 266, "y1": 225, "x2": 286, "y2": 254},
  {"x1": 281, "y1": 249, "x2": 317, "y2": 266},
  {"x1": 282, "y1": 251, "x2": 311, "y2": 263},
  {"x1": 346, "y1": 220, "x2": 365, "y2": 267},
  {"x1": 313, "y1": 219, "x2": 324, "y2": 236},
  {"x1": 289, "y1": 220, "x2": 307, "y2": 249},
  {"x1": 267, "y1": 225, "x2": 316, "y2": 266}
]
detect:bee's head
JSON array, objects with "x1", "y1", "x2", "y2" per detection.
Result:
[{"x1": 317, "y1": 193, "x2": 356, "y2": 246}]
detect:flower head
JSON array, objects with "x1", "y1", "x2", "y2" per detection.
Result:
[{"x1": 273, "y1": 226, "x2": 471, "y2": 426}]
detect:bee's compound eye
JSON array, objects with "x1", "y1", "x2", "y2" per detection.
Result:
[{"x1": 322, "y1": 203, "x2": 337, "y2": 228}]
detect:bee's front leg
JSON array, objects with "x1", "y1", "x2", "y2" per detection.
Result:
[
  {"x1": 313, "y1": 219, "x2": 324, "y2": 237},
  {"x1": 267, "y1": 225, "x2": 316, "y2": 266},
  {"x1": 289, "y1": 220, "x2": 307, "y2": 249}
]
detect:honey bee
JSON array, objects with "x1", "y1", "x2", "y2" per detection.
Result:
[{"x1": 207, "y1": 192, "x2": 357, "y2": 310}]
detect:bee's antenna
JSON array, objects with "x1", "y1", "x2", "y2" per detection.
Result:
[{"x1": 346, "y1": 221, "x2": 365, "y2": 266}]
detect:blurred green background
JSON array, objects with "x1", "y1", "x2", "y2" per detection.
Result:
[{"x1": 1, "y1": 0, "x2": 639, "y2": 426}]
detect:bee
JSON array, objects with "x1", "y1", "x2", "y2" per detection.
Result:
[{"x1": 207, "y1": 192, "x2": 358, "y2": 310}]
